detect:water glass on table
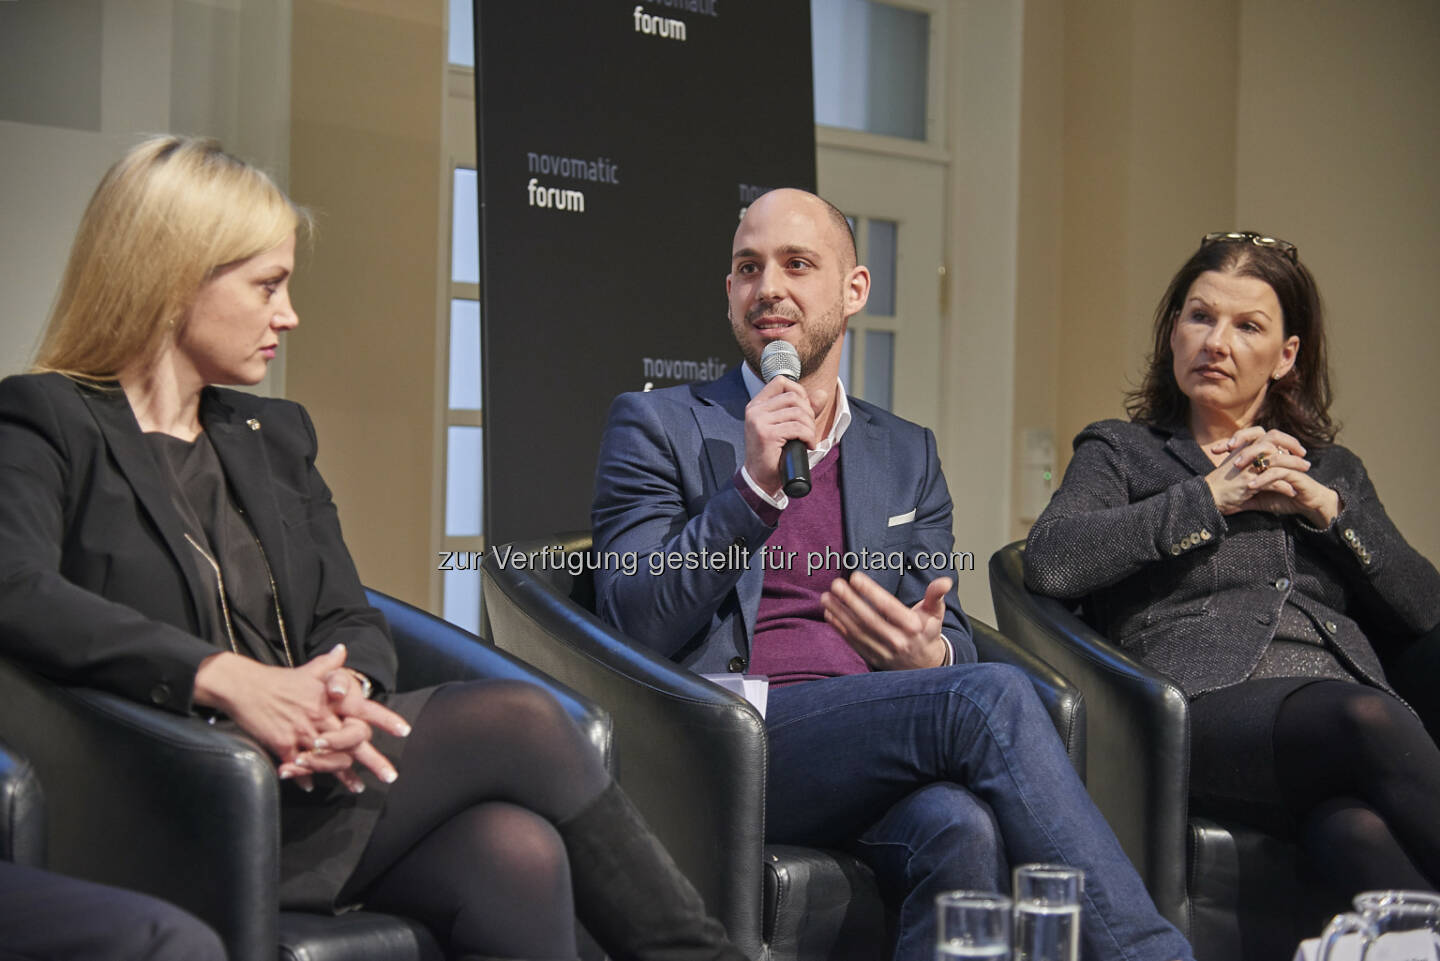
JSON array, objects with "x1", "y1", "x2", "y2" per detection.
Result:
[
  {"x1": 1315, "y1": 890, "x2": 1440, "y2": 961},
  {"x1": 936, "y1": 891, "x2": 1012, "y2": 960},
  {"x1": 1012, "y1": 864, "x2": 1083, "y2": 961}
]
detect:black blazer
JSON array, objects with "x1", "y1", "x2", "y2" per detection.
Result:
[
  {"x1": 0, "y1": 373, "x2": 397, "y2": 714},
  {"x1": 1023, "y1": 419, "x2": 1440, "y2": 697}
]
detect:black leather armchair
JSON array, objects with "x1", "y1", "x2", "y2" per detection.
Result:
[
  {"x1": 989, "y1": 541, "x2": 1328, "y2": 961},
  {"x1": 0, "y1": 588, "x2": 612, "y2": 961},
  {"x1": 481, "y1": 531, "x2": 1086, "y2": 961}
]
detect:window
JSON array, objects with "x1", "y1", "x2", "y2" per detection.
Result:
[
  {"x1": 441, "y1": 3, "x2": 482, "y2": 632},
  {"x1": 812, "y1": 0, "x2": 930, "y2": 141},
  {"x1": 839, "y1": 214, "x2": 899, "y2": 411},
  {"x1": 447, "y1": 0, "x2": 474, "y2": 67}
]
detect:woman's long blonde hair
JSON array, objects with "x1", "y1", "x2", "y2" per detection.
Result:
[{"x1": 35, "y1": 136, "x2": 309, "y2": 379}]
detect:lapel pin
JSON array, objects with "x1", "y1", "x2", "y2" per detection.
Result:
[{"x1": 246, "y1": 418, "x2": 261, "y2": 431}]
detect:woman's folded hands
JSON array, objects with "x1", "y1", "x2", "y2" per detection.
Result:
[{"x1": 193, "y1": 644, "x2": 410, "y2": 793}]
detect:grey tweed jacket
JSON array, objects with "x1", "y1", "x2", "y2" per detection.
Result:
[{"x1": 1024, "y1": 419, "x2": 1440, "y2": 698}]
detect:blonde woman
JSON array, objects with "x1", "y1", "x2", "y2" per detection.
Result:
[{"x1": 0, "y1": 136, "x2": 746, "y2": 961}]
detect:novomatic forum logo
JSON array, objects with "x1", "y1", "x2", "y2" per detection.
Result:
[
  {"x1": 525, "y1": 151, "x2": 620, "y2": 215},
  {"x1": 633, "y1": 0, "x2": 719, "y2": 42}
]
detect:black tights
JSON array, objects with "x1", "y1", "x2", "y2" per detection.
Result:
[
  {"x1": 345, "y1": 681, "x2": 610, "y2": 960},
  {"x1": 1274, "y1": 681, "x2": 1440, "y2": 893}
]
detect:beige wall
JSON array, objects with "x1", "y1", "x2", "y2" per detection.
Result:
[
  {"x1": 0, "y1": 0, "x2": 440, "y2": 612},
  {"x1": 1013, "y1": 0, "x2": 1438, "y2": 564},
  {"x1": 0, "y1": 0, "x2": 291, "y2": 384},
  {"x1": 1235, "y1": 0, "x2": 1440, "y2": 562},
  {"x1": 287, "y1": 0, "x2": 445, "y2": 609},
  {"x1": 1011, "y1": 0, "x2": 1064, "y2": 537},
  {"x1": 1014, "y1": 0, "x2": 1239, "y2": 539},
  {"x1": 942, "y1": 0, "x2": 1025, "y2": 622}
]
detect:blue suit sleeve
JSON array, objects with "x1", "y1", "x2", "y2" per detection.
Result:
[{"x1": 591, "y1": 391, "x2": 774, "y2": 658}]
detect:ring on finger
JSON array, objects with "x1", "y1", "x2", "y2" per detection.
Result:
[{"x1": 1251, "y1": 452, "x2": 1271, "y2": 473}]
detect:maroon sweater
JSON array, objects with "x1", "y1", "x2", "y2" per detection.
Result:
[{"x1": 738, "y1": 449, "x2": 870, "y2": 686}]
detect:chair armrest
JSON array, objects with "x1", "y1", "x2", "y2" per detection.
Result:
[
  {"x1": 1384, "y1": 618, "x2": 1440, "y2": 742},
  {"x1": 365, "y1": 588, "x2": 613, "y2": 769},
  {"x1": 0, "y1": 739, "x2": 45, "y2": 866},
  {"x1": 481, "y1": 537, "x2": 767, "y2": 960},
  {"x1": 970, "y1": 619, "x2": 1086, "y2": 779},
  {"x1": 0, "y1": 658, "x2": 278, "y2": 961},
  {"x1": 988, "y1": 543, "x2": 1190, "y2": 930}
]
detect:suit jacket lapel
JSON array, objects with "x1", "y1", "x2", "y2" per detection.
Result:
[
  {"x1": 839, "y1": 401, "x2": 890, "y2": 576},
  {"x1": 690, "y1": 368, "x2": 763, "y2": 644},
  {"x1": 1164, "y1": 425, "x2": 1216, "y2": 476},
  {"x1": 691, "y1": 368, "x2": 749, "y2": 491},
  {"x1": 79, "y1": 385, "x2": 211, "y2": 627},
  {"x1": 200, "y1": 389, "x2": 295, "y2": 621}
]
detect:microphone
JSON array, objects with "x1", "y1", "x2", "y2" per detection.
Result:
[{"x1": 760, "y1": 341, "x2": 812, "y2": 498}]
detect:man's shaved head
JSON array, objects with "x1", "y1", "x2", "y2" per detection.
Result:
[{"x1": 744, "y1": 189, "x2": 857, "y2": 270}]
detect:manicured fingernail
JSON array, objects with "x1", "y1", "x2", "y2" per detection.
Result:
[
  {"x1": 397, "y1": 722, "x2": 412, "y2": 737},
  {"x1": 329, "y1": 682, "x2": 346, "y2": 696},
  {"x1": 279, "y1": 769, "x2": 293, "y2": 780},
  {"x1": 313, "y1": 738, "x2": 329, "y2": 751},
  {"x1": 350, "y1": 782, "x2": 365, "y2": 794},
  {"x1": 382, "y1": 769, "x2": 398, "y2": 783},
  {"x1": 295, "y1": 756, "x2": 311, "y2": 768},
  {"x1": 299, "y1": 781, "x2": 314, "y2": 793}
]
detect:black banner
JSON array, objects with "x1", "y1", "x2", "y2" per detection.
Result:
[{"x1": 475, "y1": 0, "x2": 816, "y2": 545}]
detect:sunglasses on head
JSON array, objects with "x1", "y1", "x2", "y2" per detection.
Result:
[{"x1": 1200, "y1": 231, "x2": 1298, "y2": 263}]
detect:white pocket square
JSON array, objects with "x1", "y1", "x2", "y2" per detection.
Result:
[{"x1": 887, "y1": 510, "x2": 916, "y2": 527}]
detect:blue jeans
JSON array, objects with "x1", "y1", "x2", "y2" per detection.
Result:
[{"x1": 765, "y1": 663, "x2": 1192, "y2": 961}]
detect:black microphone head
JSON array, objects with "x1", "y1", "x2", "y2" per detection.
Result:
[{"x1": 760, "y1": 340, "x2": 801, "y2": 383}]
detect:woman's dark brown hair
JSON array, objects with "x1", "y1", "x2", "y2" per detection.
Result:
[{"x1": 1125, "y1": 234, "x2": 1337, "y2": 447}]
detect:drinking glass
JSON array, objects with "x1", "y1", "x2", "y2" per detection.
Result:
[
  {"x1": 1012, "y1": 864, "x2": 1083, "y2": 961},
  {"x1": 1317, "y1": 890, "x2": 1440, "y2": 961},
  {"x1": 936, "y1": 891, "x2": 1012, "y2": 960}
]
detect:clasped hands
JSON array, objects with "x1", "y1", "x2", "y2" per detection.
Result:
[
  {"x1": 192, "y1": 644, "x2": 410, "y2": 794},
  {"x1": 1204, "y1": 425, "x2": 1341, "y2": 528}
]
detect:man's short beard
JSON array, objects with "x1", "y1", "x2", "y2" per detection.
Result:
[
  {"x1": 797, "y1": 332, "x2": 839, "y2": 378},
  {"x1": 731, "y1": 304, "x2": 846, "y2": 381}
]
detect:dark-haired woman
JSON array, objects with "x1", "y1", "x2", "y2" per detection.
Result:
[
  {"x1": 1025, "y1": 231, "x2": 1440, "y2": 898},
  {"x1": 0, "y1": 135, "x2": 746, "y2": 961}
]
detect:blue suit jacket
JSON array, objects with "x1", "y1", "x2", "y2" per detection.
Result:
[{"x1": 591, "y1": 366, "x2": 973, "y2": 674}]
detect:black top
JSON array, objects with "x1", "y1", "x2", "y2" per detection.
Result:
[{"x1": 145, "y1": 431, "x2": 288, "y2": 668}]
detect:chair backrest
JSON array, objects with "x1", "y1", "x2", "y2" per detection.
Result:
[
  {"x1": 988, "y1": 540, "x2": 1192, "y2": 933},
  {"x1": 490, "y1": 530, "x2": 598, "y2": 609}
]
